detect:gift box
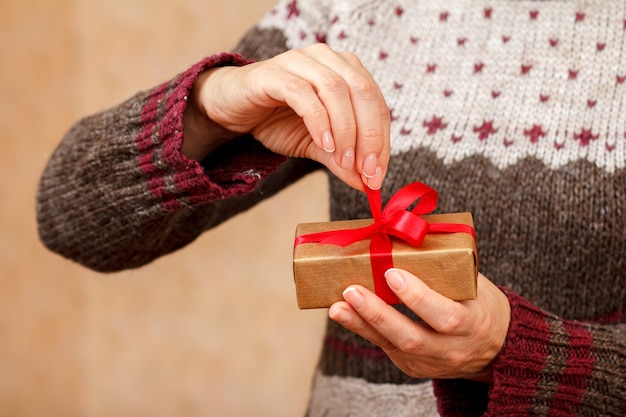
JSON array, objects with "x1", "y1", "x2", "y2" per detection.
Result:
[{"x1": 293, "y1": 212, "x2": 478, "y2": 309}]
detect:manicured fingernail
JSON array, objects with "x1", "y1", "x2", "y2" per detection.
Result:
[
  {"x1": 385, "y1": 268, "x2": 405, "y2": 291},
  {"x1": 329, "y1": 304, "x2": 352, "y2": 325},
  {"x1": 342, "y1": 287, "x2": 365, "y2": 309},
  {"x1": 365, "y1": 166, "x2": 383, "y2": 190},
  {"x1": 340, "y1": 147, "x2": 355, "y2": 169},
  {"x1": 362, "y1": 153, "x2": 378, "y2": 178},
  {"x1": 322, "y1": 131, "x2": 335, "y2": 152}
]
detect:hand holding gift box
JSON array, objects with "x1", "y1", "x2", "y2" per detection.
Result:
[{"x1": 293, "y1": 182, "x2": 478, "y2": 309}]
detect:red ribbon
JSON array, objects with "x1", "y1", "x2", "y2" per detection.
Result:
[{"x1": 294, "y1": 182, "x2": 476, "y2": 304}]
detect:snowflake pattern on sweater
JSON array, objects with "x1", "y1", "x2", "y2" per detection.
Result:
[{"x1": 260, "y1": 0, "x2": 626, "y2": 171}]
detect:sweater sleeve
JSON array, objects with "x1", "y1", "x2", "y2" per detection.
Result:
[
  {"x1": 432, "y1": 289, "x2": 626, "y2": 416},
  {"x1": 36, "y1": 51, "x2": 319, "y2": 273}
]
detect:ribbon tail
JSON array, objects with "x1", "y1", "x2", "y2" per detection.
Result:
[
  {"x1": 366, "y1": 188, "x2": 383, "y2": 222},
  {"x1": 369, "y1": 233, "x2": 400, "y2": 304},
  {"x1": 294, "y1": 223, "x2": 381, "y2": 247},
  {"x1": 429, "y1": 223, "x2": 477, "y2": 243}
]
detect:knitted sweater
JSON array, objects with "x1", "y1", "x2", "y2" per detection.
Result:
[{"x1": 37, "y1": 1, "x2": 626, "y2": 416}]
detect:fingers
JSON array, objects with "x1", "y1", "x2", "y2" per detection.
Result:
[
  {"x1": 384, "y1": 268, "x2": 467, "y2": 335},
  {"x1": 329, "y1": 270, "x2": 510, "y2": 381},
  {"x1": 329, "y1": 285, "x2": 434, "y2": 353},
  {"x1": 278, "y1": 53, "x2": 358, "y2": 163},
  {"x1": 328, "y1": 299, "x2": 393, "y2": 350},
  {"x1": 271, "y1": 44, "x2": 389, "y2": 189},
  {"x1": 328, "y1": 294, "x2": 413, "y2": 353},
  {"x1": 336, "y1": 51, "x2": 390, "y2": 190},
  {"x1": 329, "y1": 269, "x2": 469, "y2": 350}
]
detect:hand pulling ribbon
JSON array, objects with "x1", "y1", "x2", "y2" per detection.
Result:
[{"x1": 294, "y1": 182, "x2": 476, "y2": 304}]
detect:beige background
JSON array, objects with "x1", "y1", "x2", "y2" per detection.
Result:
[{"x1": 0, "y1": 0, "x2": 329, "y2": 416}]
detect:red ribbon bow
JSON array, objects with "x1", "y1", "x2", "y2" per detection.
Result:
[{"x1": 294, "y1": 182, "x2": 476, "y2": 304}]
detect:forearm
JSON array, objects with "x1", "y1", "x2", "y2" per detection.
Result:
[
  {"x1": 36, "y1": 54, "x2": 289, "y2": 272},
  {"x1": 37, "y1": 22, "x2": 386, "y2": 271}
]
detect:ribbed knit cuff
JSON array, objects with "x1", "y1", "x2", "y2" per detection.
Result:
[
  {"x1": 433, "y1": 288, "x2": 597, "y2": 416},
  {"x1": 490, "y1": 288, "x2": 597, "y2": 415},
  {"x1": 136, "y1": 53, "x2": 287, "y2": 212}
]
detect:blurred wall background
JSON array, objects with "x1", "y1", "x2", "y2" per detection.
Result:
[{"x1": 0, "y1": 0, "x2": 329, "y2": 416}]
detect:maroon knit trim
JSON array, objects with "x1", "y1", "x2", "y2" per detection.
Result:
[
  {"x1": 547, "y1": 321, "x2": 594, "y2": 416},
  {"x1": 481, "y1": 289, "x2": 598, "y2": 416},
  {"x1": 161, "y1": 54, "x2": 253, "y2": 199},
  {"x1": 137, "y1": 82, "x2": 168, "y2": 152},
  {"x1": 591, "y1": 306, "x2": 626, "y2": 324},
  {"x1": 323, "y1": 335, "x2": 389, "y2": 362},
  {"x1": 483, "y1": 289, "x2": 553, "y2": 416},
  {"x1": 138, "y1": 82, "x2": 175, "y2": 208},
  {"x1": 137, "y1": 53, "x2": 253, "y2": 211}
]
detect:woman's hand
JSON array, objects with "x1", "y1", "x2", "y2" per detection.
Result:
[
  {"x1": 329, "y1": 269, "x2": 511, "y2": 383},
  {"x1": 183, "y1": 44, "x2": 390, "y2": 191}
]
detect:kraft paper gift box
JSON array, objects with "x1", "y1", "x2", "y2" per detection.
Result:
[{"x1": 293, "y1": 212, "x2": 478, "y2": 309}]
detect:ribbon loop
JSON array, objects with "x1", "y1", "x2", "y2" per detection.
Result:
[
  {"x1": 385, "y1": 181, "x2": 438, "y2": 216},
  {"x1": 383, "y1": 210, "x2": 429, "y2": 247}
]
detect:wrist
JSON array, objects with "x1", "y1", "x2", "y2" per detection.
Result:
[{"x1": 182, "y1": 68, "x2": 239, "y2": 161}]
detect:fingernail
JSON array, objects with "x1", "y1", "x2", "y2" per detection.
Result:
[
  {"x1": 329, "y1": 304, "x2": 352, "y2": 325},
  {"x1": 362, "y1": 153, "x2": 378, "y2": 178},
  {"x1": 342, "y1": 287, "x2": 365, "y2": 309},
  {"x1": 365, "y1": 166, "x2": 383, "y2": 190},
  {"x1": 340, "y1": 147, "x2": 355, "y2": 169},
  {"x1": 322, "y1": 131, "x2": 335, "y2": 152},
  {"x1": 385, "y1": 268, "x2": 405, "y2": 291}
]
